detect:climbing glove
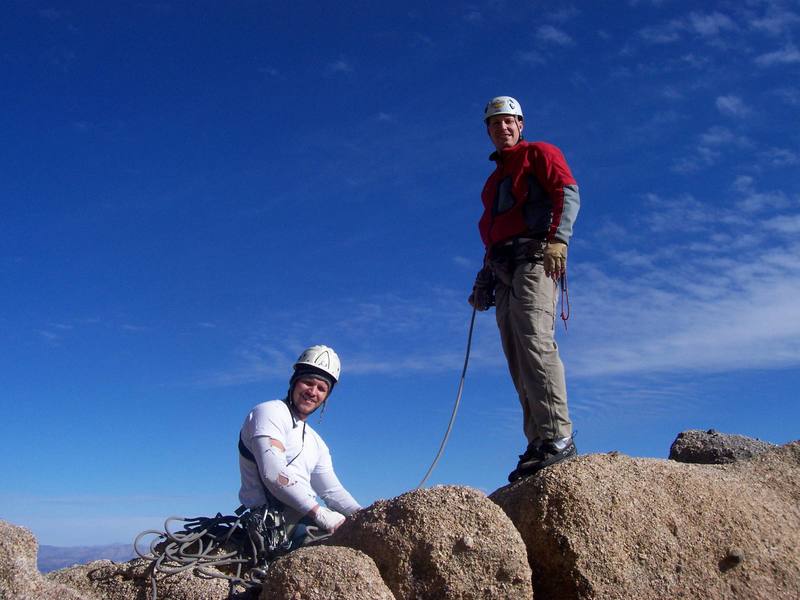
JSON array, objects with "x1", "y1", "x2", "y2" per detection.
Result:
[
  {"x1": 314, "y1": 507, "x2": 346, "y2": 532},
  {"x1": 543, "y1": 242, "x2": 568, "y2": 279},
  {"x1": 468, "y1": 266, "x2": 495, "y2": 311}
]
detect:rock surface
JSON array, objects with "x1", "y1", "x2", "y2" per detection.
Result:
[
  {"x1": 48, "y1": 557, "x2": 241, "y2": 600},
  {"x1": 330, "y1": 485, "x2": 533, "y2": 600},
  {"x1": 259, "y1": 545, "x2": 395, "y2": 600},
  {"x1": 3, "y1": 435, "x2": 798, "y2": 600},
  {"x1": 669, "y1": 429, "x2": 777, "y2": 464},
  {"x1": 491, "y1": 442, "x2": 800, "y2": 600},
  {"x1": 0, "y1": 520, "x2": 94, "y2": 600}
]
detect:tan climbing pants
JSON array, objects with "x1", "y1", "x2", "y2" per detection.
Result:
[{"x1": 492, "y1": 259, "x2": 572, "y2": 443}]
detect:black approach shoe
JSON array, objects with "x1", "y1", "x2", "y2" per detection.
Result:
[
  {"x1": 507, "y1": 437, "x2": 577, "y2": 482},
  {"x1": 507, "y1": 440, "x2": 544, "y2": 483},
  {"x1": 536, "y1": 438, "x2": 578, "y2": 471}
]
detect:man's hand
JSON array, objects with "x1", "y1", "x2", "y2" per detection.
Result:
[
  {"x1": 313, "y1": 506, "x2": 346, "y2": 532},
  {"x1": 468, "y1": 267, "x2": 495, "y2": 311},
  {"x1": 543, "y1": 242, "x2": 567, "y2": 279}
]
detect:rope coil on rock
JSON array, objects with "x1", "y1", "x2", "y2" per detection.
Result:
[
  {"x1": 135, "y1": 507, "x2": 332, "y2": 599},
  {"x1": 134, "y1": 511, "x2": 268, "y2": 600}
]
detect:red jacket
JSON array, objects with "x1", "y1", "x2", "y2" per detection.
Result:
[{"x1": 479, "y1": 141, "x2": 580, "y2": 248}]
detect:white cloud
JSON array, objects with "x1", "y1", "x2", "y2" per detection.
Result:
[
  {"x1": 764, "y1": 214, "x2": 800, "y2": 234},
  {"x1": 660, "y1": 86, "x2": 683, "y2": 100},
  {"x1": 638, "y1": 23, "x2": 682, "y2": 44},
  {"x1": 328, "y1": 58, "x2": 354, "y2": 74},
  {"x1": 452, "y1": 255, "x2": 474, "y2": 269},
  {"x1": 772, "y1": 87, "x2": 800, "y2": 105},
  {"x1": 733, "y1": 175, "x2": 754, "y2": 192},
  {"x1": 679, "y1": 53, "x2": 711, "y2": 68},
  {"x1": 715, "y1": 95, "x2": 751, "y2": 117},
  {"x1": 38, "y1": 330, "x2": 61, "y2": 345},
  {"x1": 566, "y1": 185, "x2": 800, "y2": 378},
  {"x1": 517, "y1": 50, "x2": 545, "y2": 65},
  {"x1": 463, "y1": 9, "x2": 483, "y2": 23},
  {"x1": 750, "y1": 5, "x2": 800, "y2": 35},
  {"x1": 732, "y1": 182, "x2": 790, "y2": 213},
  {"x1": 208, "y1": 180, "x2": 800, "y2": 389},
  {"x1": 258, "y1": 66, "x2": 279, "y2": 77},
  {"x1": 699, "y1": 126, "x2": 746, "y2": 146},
  {"x1": 755, "y1": 43, "x2": 800, "y2": 66},
  {"x1": 687, "y1": 11, "x2": 737, "y2": 37},
  {"x1": 536, "y1": 25, "x2": 574, "y2": 46},
  {"x1": 637, "y1": 11, "x2": 736, "y2": 45},
  {"x1": 761, "y1": 147, "x2": 800, "y2": 167},
  {"x1": 674, "y1": 127, "x2": 752, "y2": 172},
  {"x1": 549, "y1": 6, "x2": 580, "y2": 22}
]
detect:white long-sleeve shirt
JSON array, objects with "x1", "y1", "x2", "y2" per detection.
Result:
[{"x1": 238, "y1": 399, "x2": 361, "y2": 523}]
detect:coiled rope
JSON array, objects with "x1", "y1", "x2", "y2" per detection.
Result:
[
  {"x1": 134, "y1": 512, "x2": 262, "y2": 600},
  {"x1": 416, "y1": 304, "x2": 477, "y2": 489}
]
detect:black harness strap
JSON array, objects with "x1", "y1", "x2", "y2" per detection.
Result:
[{"x1": 238, "y1": 434, "x2": 257, "y2": 463}]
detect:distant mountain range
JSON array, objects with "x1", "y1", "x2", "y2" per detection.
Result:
[{"x1": 37, "y1": 543, "x2": 136, "y2": 573}]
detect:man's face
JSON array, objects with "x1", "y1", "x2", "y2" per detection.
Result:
[
  {"x1": 487, "y1": 114, "x2": 523, "y2": 151},
  {"x1": 291, "y1": 376, "x2": 330, "y2": 418}
]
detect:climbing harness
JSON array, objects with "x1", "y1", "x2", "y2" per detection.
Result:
[
  {"x1": 416, "y1": 304, "x2": 478, "y2": 489},
  {"x1": 134, "y1": 502, "x2": 329, "y2": 600}
]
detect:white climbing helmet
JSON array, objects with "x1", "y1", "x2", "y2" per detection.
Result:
[
  {"x1": 483, "y1": 95, "x2": 523, "y2": 122},
  {"x1": 293, "y1": 345, "x2": 341, "y2": 384}
]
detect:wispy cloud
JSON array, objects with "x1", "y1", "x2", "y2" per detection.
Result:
[
  {"x1": 517, "y1": 50, "x2": 545, "y2": 65},
  {"x1": 258, "y1": 66, "x2": 279, "y2": 77},
  {"x1": 328, "y1": 58, "x2": 354, "y2": 74},
  {"x1": 207, "y1": 176, "x2": 800, "y2": 394},
  {"x1": 536, "y1": 25, "x2": 574, "y2": 46},
  {"x1": 638, "y1": 22, "x2": 682, "y2": 44},
  {"x1": 549, "y1": 6, "x2": 580, "y2": 23},
  {"x1": 566, "y1": 181, "x2": 800, "y2": 378},
  {"x1": 452, "y1": 255, "x2": 474, "y2": 269},
  {"x1": 715, "y1": 95, "x2": 751, "y2": 117},
  {"x1": 760, "y1": 147, "x2": 800, "y2": 167},
  {"x1": 687, "y1": 11, "x2": 737, "y2": 37},
  {"x1": 772, "y1": 87, "x2": 800, "y2": 106},
  {"x1": 376, "y1": 112, "x2": 396, "y2": 123},
  {"x1": 749, "y1": 4, "x2": 800, "y2": 36},
  {"x1": 462, "y1": 9, "x2": 483, "y2": 23},
  {"x1": 638, "y1": 10, "x2": 737, "y2": 45},
  {"x1": 673, "y1": 126, "x2": 752, "y2": 172},
  {"x1": 199, "y1": 288, "x2": 481, "y2": 386},
  {"x1": 754, "y1": 43, "x2": 800, "y2": 66}
]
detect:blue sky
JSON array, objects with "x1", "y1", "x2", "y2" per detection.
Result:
[{"x1": 2, "y1": 0, "x2": 799, "y2": 546}]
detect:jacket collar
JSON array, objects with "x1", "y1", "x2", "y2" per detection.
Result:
[{"x1": 489, "y1": 141, "x2": 524, "y2": 162}]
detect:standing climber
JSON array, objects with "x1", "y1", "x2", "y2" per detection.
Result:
[
  {"x1": 238, "y1": 345, "x2": 361, "y2": 541},
  {"x1": 470, "y1": 96, "x2": 581, "y2": 482}
]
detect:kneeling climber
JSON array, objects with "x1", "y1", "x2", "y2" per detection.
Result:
[{"x1": 238, "y1": 345, "x2": 361, "y2": 549}]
